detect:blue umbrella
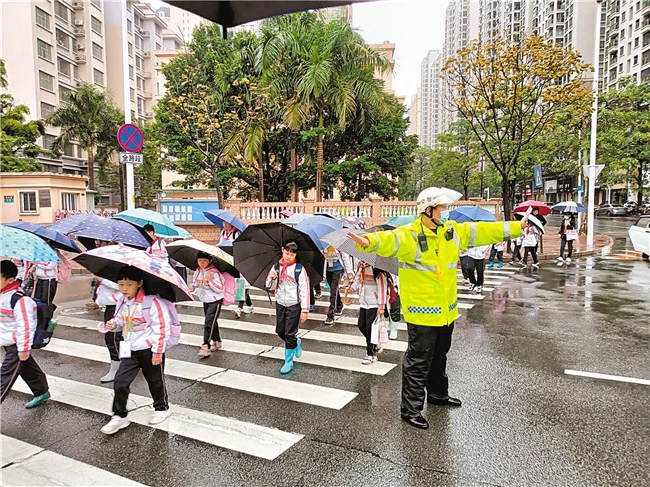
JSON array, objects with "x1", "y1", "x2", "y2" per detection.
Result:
[
  {"x1": 5, "y1": 221, "x2": 81, "y2": 253},
  {"x1": 203, "y1": 209, "x2": 247, "y2": 233},
  {"x1": 283, "y1": 213, "x2": 314, "y2": 226},
  {"x1": 0, "y1": 225, "x2": 60, "y2": 263},
  {"x1": 294, "y1": 216, "x2": 343, "y2": 251},
  {"x1": 449, "y1": 206, "x2": 497, "y2": 223},
  {"x1": 385, "y1": 215, "x2": 417, "y2": 228},
  {"x1": 114, "y1": 208, "x2": 192, "y2": 238},
  {"x1": 551, "y1": 201, "x2": 587, "y2": 213},
  {"x1": 49, "y1": 214, "x2": 152, "y2": 250}
]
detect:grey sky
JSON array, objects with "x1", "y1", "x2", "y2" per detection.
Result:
[{"x1": 352, "y1": 0, "x2": 450, "y2": 105}]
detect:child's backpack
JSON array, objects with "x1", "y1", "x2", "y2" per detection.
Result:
[
  {"x1": 55, "y1": 251, "x2": 72, "y2": 284},
  {"x1": 221, "y1": 272, "x2": 236, "y2": 306},
  {"x1": 141, "y1": 295, "x2": 182, "y2": 349},
  {"x1": 272, "y1": 262, "x2": 303, "y2": 299},
  {"x1": 10, "y1": 291, "x2": 57, "y2": 349}
]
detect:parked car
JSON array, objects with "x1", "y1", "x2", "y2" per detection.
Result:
[
  {"x1": 623, "y1": 201, "x2": 638, "y2": 215},
  {"x1": 595, "y1": 203, "x2": 627, "y2": 216},
  {"x1": 628, "y1": 215, "x2": 650, "y2": 260}
]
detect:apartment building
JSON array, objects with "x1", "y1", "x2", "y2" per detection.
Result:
[
  {"x1": 419, "y1": 50, "x2": 444, "y2": 148},
  {"x1": 156, "y1": 4, "x2": 209, "y2": 42},
  {"x1": 407, "y1": 88, "x2": 422, "y2": 138}
]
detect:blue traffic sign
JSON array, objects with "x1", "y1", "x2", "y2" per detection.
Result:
[{"x1": 117, "y1": 124, "x2": 144, "y2": 153}]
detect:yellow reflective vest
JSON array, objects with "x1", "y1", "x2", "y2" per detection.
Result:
[{"x1": 360, "y1": 216, "x2": 523, "y2": 327}]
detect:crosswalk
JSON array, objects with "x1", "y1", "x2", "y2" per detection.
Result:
[{"x1": 2, "y1": 266, "x2": 517, "y2": 481}]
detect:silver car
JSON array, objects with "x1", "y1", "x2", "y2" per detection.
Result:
[{"x1": 595, "y1": 203, "x2": 627, "y2": 216}]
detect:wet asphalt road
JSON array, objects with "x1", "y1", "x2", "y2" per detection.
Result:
[{"x1": 1, "y1": 216, "x2": 648, "y2": 486}]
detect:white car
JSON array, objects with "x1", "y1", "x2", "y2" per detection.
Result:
[{"x1": 628, "y1": 215, "x2": 650, "y2": 260}]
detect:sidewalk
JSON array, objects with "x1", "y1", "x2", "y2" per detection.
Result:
[{"x1": 532, "y1": 228, "x2": 614, "y2": 261}]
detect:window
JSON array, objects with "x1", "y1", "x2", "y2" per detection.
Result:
[
  {"x1": 41, "y1": 102, "x2": 56, "y2": 118},
  {"x1": 42, "y1": 134, "x2": 56, "y2": 150},
  {"x1": 91, "y1": 0, "x2": 101, "y2": 9},
  {"x1": 129, "y1": 65, "x2": 134, "y2": 79},
  {"x1": 39, "y1": 71, "x2": 54, "y2": 91},
  {"x1": 37, "y1": 39, "x2": 52, "y2": 61},
  {"x1": 91, "y1": 16, "x2": 102, "y2": 35},
  {"x1": 92, "y1": 42, "x2": 103, "y2": 60},
  {"x1": 128, "y1": 42, "x2": 133, "y2": 56},
  {"x1": 130, "y1": 87, "x2": 135, "y2": 102},
  {"x1": 35, "y1": 7, "x2": 51, "y2": 30},
  {"x1": 20, "y1": 192, "x2": 37, "y2": 213},
  {"x1": 61, "y1": 193, "x2": 79, "y2": 211},
  {"x1": 93, "y1": 68, "x2": 104, "y2": 85},
  {"x1": 634, "y1": 54, "x2": 639, "y2": 65},
  {"x1": 55, "y1": 1, "x2": 68, "y2": 22}
]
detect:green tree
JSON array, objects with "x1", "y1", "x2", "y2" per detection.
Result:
[
  {"x1": 597, "y1": 77, "x2": 650, "y2": 204},
  {"x1": 47, "y1": 82, "x2": 123, "y2": 190},
  {"x1": 442, "y1": 35, "x2": 592, "y2": 218}
]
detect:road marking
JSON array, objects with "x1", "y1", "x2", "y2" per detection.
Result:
[
  {"x1": 12, "y1": 375, "x2": 303, "y2": 460},
  {"x1": 56, "y1": 316, "x2": 396, "y2": 376},
  {"x1": 564, "y1": 369, "x2": 650, "y2": 386},
  {"x1": 44, "y1": 338, "x2": 357, "y2": 410},
  {"x1": 1, "y1": 435, "x2": 148, "y2": 486},
  {"x1": 244, "y1": 293, "x2": 480, "y2": 309}
]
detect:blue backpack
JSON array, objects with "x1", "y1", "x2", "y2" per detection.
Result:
[
  {"x1": 272, "y1": 262, "x2": 304, "y2": 299},
  {"x1": 10, "y1": 291, "x2": 57, "y2": 349}
]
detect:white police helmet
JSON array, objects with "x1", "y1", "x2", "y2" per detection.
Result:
[{"x1": 416, "y1": 187, "x2": 462, "y2": 214}]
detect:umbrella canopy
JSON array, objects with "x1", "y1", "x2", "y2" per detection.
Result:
[
  {"x1": 321, "y1": 229, "x2": 398, "y2": 275},
  {"x1": 114, "y1": 208, "x2": 192, "y2": 238},
  {"x1": 513, "y1": 200, "x2": 552, "y2": 216},
  {"x1": 283, "y1": 213, "x2": 313, "y2": 226},
  {"x1": 73, "y1": 245, "x2": 192, "y2": 302},
  {"x1": 167, "y1": 239, "x2": 239, "y2": 276},
  {"x1": 294, "y1": 216, "x2": 343, "y2": 251},
  {"x1": 166, "y1": 1, "x2": 367, "y2": 27},
  {"x1": 5, "y1": 221, "x2": 81, "y2": 253},
  {"x1": 217, "y1": 240, "x2": 233, "y2": 256},
  {"x1": 552, "y1": 201, "x2": 587, "y2": 213},
  {"x1": 514, "y1": 212, "x2": 546, "y2": 234},
  {"x1": 279, "y1": 210, "x2": 294, "y2": 218},
  {"x1": 49, "y1": 214, "x2": 152, "y2": 250},
  {"x1": 385, "y1": 215, "x2": 417, "y2": 228},
  {"x1": 233, "y1": 223, "x2": 325, "y2": 290},
  {"x1": 203, "y1": 209, "x2": 247, "y2": 233},
  {"x1": 0, "y1": 225, "x2": 60, "y2": 263},
  {"x1": 337, "y1": 215, "x2": 368, "y2": 230},
  {"x1": 449, "y1": 206, "x2": 497, "y2": 223}
]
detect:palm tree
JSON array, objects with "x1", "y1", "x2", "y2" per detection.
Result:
[
  {"x1": 259, "y1": 14, "x2": 390, "y2": 201},
  {"x1": 47, "y1": 83, "x2": 123, "y2": 190}
]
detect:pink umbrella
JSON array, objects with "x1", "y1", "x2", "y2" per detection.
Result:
[
  {"x1": 513, "y1": 200, "x2": 552, "y2": 216},
  {"x1": 73, "y1": 244, "x2": 192, "y2": 302},
  {"x1": 279, "y1": 209, "x2": 294, "y2": 218}
]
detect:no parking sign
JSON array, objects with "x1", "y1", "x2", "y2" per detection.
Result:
[{"x1": 117, "y1": 124, "x2": 144, "y2": 153}]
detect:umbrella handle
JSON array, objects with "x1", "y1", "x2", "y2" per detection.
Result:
[
  {"x1": 267, "y1": 291, "x2": 273, "y2": 304},
  {"x1": 342, "y1": 287, "x2": 354, "y2": 306}
]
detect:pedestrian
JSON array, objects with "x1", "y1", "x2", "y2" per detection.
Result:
[
  {"x1": 348, "y1": 187, "x2": 531, "y2": 430},
  {"x1": 322, "y1": 245, "x2": 353, "y2": 326},
  {"x1": 459, "y1": 249, "x2": 471, "y2": 284},
  {"x1": 95, "y1": 276, "x2": 122, "y2": 383},
  {"x1": 521, "y1": 221, "x2": 541, "y2": 269},
  {"x1": 265, "y1": 241, "x2": 309, "y2": 375},
  {"x1": 467, "y1": 244, "x2": 489, "y2": 293},
  {"x1": 144, "y1": 224, "x2": 168, "y2": 260},
  {"x1": 0, "y1": 260, "x2": 50, "y2": 408},
  {"x1": 12, "y1": 259, "x2": 29, "y2": 284},
  {"x1": 29, "y1": 242, "x2": 59, "y2": 325},
  {"x1": 557, "y1": 212, "x2": 576, "y2": 263},
  {"x1": 100, "y1": 266, "x2": 172, "y2": 435},
  {"x1": 509, "y1": 236, "x2": 523, "y2": 265},
  {"x1": 189, "y1": 252, "x2": 225, "y2": 358},
  {"x1": 219, "y1": 223, "x2": 254, "y2": 318},
  {"x1": 487, "y1": 242, "x2": 504, "y2": 268},
  {"x1": 348, "y1": 261, "x2": 387, "y2": 364}
]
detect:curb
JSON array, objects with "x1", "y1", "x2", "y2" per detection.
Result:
[{"x1": 537, "y1": 234, "x2": 615, "y2": 261}]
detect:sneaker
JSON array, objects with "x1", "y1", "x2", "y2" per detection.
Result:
[
  {"x1": 468, "y1": 284, "x2": 475, "y2": 291},
  {"x1": 376, "y1": 346, "x2": 384, "y2": 355},
  {"x1": 85, "y1": 301, "x2": 100, "y2": 309},
  {"x1": 362, "y1": 355, "x2": 378, "y2": 365},
  {"x1": 101, "y1": 415, "x2": 130, "y2": 435},
  {"x1": 234, "y1": 308, "x2": 242, "y2": 319},
  {"x1": 532, "y1": 263, "x2": 539, "y2": 269},
  {"x1": 566, "y1": 257, "x2": 572, "y2": 263},
  {"x1": 487, "y1": 262, "x2": 494, "y2": 268},
  {"x1": 335, "y1": 308, "x2": 344, "y2": 316},
  {"x1": 243, "y1": 306, "x2": 254, "y2": 314},
  {"x1": 463, "y1": 278, "x2": 470, "y2": 284},
  {"x1": 497, "y1": 262, "x2": 503, "y2": 268},
  {"x1": 474, "y1": 286, "x2": 482, "y2": 294},
  {"x1": 309, "y1": 304, "x2": 315, "y2": 312},
  {"x1": 509, "y1": 261, "x2": 515, "y2": 266},
  {"x1": 324, "y1": 318, "x2": 334, "y2": 326},
  {"x1": 557, "y1": 256, "x2": 564, "y2": 262},
  {"x1": 149, "y1": 409, "x2": 171, "y2": 425},
  {"x1": 519, "y1": 262, "x2": 526, "y2": 267},
  {"x1": 24, "y1": 391, "x2": 50, "y2": 409},
  {"x1": 314, "y1": 291, "x2": 322, "y2": 299},
  {"x1": 389, "y1": 328, "x2": 398, "y2": 340},
  {"x1": 198, "y1": 344, "x2": 211, "y2": 358},
  {"x1": 209, "y1": 341, "x2": 222, "y2": 351}
]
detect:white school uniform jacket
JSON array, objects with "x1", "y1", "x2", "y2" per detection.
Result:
[
  {"x1": 0, "y1": 283, "x2": 37, "y2": 354},
  {"x1": 522, "y1": 225, "x2": 540, "y2": 247},
  {"x1": 265, "y1": 261, "x2": 310, "y2": 311},
  {"x1": 15, "y1": 260, "x2": 29, "y2": 281},
  {"x1": 32, "y1": 261, "x2": 57, "y2": 280},
  {"x1": 112, "y1": 289, "x2": 172, "y2": 357},
  {"x1": 95, "y1": 279, "x2": 121, "y2": 306},
  {"x1": 146, "y1": 237, "x2": 168, "y2": 259},
  {"x1": 468, "y1": 245, "x2": 489, "y2": 259},
  {"x1": 192, "y1": 265, "x2": 225, "y2": 303},
  {"x1": 350, "y1": 264, "x2": 387, "y2": 310},
  {"x1": 218, "y1": 228, "x2": 240, "y2": 244}
]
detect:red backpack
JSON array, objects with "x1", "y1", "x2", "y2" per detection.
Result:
[{"x1": 56, "y1": 250, "x2": 72, "y2": 284}]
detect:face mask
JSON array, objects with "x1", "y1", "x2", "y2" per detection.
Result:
[{"x1": 439, "y1": 210, "x2": 450, "y2": 224}]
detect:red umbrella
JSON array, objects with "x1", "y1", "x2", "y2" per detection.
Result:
[{"x1": 513, "y1": 200, "x2": 552, "y2": 216}]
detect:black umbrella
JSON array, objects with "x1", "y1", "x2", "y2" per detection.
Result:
[
  {"x1": 233, "y1": 222, "x2": 325, "y2": 290},
  {"x1": 514, "y1": 212, "x2": 546, "y2": 234}
]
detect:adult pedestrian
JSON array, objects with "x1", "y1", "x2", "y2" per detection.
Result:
[
  {"x1": 557, "y1": 212, "x2": 576, "y2": 263},
  {"x1": 348, "y1": 187, "x2": 531, "y2": 430}
]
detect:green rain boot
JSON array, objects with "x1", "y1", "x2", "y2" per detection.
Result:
[
  {"x1": 294, "y1": 338, "x2": 302, "y2": 358},
  {"x1": 25, "y1": 391, "x2": 50, "y2": 409},
  {"x1": 280, "y1": 347, "x2": 295, "y2": 374}
]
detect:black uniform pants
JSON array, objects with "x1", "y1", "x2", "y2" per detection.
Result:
[
  {"x1": 489, "y1": 246, "x2": 503, "y2": 264},
  {"x1": 467, "y1": 258, "x2": 485, "y2": 286},
  {"x1": 401, "y1": 322, "x2": 454, "y2": 418},
  {"x1": 238, "y1": 289, "x2": 252, "y2": 308},
  {"x1": 511, "y1": 243, "x2": 522, "y2": 262},
  {"x1": 103, "y1": 305, "x2": 123, "y2": 362},
  {"x1": 325, "y1": 269, "x2": 343, "y2": 319},
  {"x1": 522, "y1": 246, "x2": 538, "y2": 264},
  {"x1": 460, "y1": 255, "x2": 472, "y2": 280},
  {"x1": 113, "y1": 348, "x2": 168, "y2": 418},
  {"x1": 357, "y1": 307, "x2": 379, "y2": 356},
  {"x1": 276, "y1": 303, "x2": 301, "y2": 349},
  {"x1": 203, "y1": 300, "x2": 223, "y2": 344},
  {"x1": 1, "y1": 344, "x2": 49, "y2": 403},
  {"x1": 34, "y1": 278, "x2": 57, "y2": 306}
]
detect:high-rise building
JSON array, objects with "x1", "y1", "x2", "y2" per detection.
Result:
[
  {"x1": 158, "y1": 3, "x2": 209, "y2": 42},
  {"x1": 419, "y1": 50, "x2": 444, "y2": 148},
  {"x1": 407, "y1": 88, "x2": 422, "y2": 138}
]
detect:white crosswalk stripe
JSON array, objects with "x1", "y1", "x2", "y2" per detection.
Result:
[
  {"x1": 1, "y1": 435, "x2": 148, "y2": 486},
  {"x1": 12, "y1": 375, "x2": 303, "y2": 460}
]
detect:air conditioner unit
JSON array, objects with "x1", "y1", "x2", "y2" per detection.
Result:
[
  {"x1": 143, "y1": 52, "x2": 150, "y2": 58},
  {"x1": 72, "y1": 1, "x2": 83, "y2": 8},
  {"x1": 75, "y1": 54, "x2": 87, "y2": 62},
  {"x1": 138, "y1": 27, "x2": 145, "y2": 34},
  {"x1": 74, "y1": 18, "x2": 83, "y2": 26},
  {"x1": 76, "y1": 43, "x2": 85, "y2": 50}
]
